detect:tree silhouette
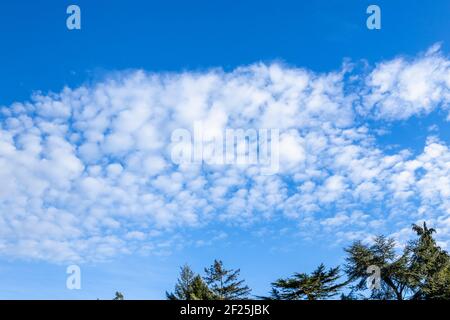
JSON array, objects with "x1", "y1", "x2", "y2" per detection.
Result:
[
  {"x1": 113, "y1": 291, "x2": 124, "y2": 300},
  {"x1": 408, "y1": 222, "x2": 450, "y2": 299},
  {"x1": 164, "y1": 222, "x2": 450, "y2": 300},
  {"x1": 344, "y1": 235, "x2": 411, "y2": 300},
  {"x1": 166, "y1": 264, "x2": 215, "y2": 300},
  {"x1": 203, "y1": 260, "x2": 251, "y2": 300},
  {"x1": 268, "y1": 264, "x2": 347, "y2": 300}
]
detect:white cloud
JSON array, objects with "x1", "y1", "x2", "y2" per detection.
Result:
[
  {"x1": 0, "y1": 45, "x2": 450, "y2": 263},
  {"x1": 363, "y1": 44, "x2": 450, "y2": 120}
]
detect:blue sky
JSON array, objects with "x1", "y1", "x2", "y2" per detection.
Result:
[{"x1": 0, "y1": 0, "x2": 450, "y2": 299}]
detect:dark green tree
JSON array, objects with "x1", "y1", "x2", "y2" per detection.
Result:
[
  {"x1": 166, "y1": 264, "x2": 214, "y2": 300},
  {"x1": 268, "y1": 264, "x2": 347, "y2": 300},
  {"x1": 203, "y1": 260, "x2": 251, "y2": 300},
  {"x1": 188, "y1": 275, "x2": 216, "y2": 300},
  {"x1": 166, "y1": 264, "x2": 195, "y2": 300},
  {"x1": 339, "y1": 291, "x2": 366, "y2": 300},
  {"x1": 408, "y1": 222, "x2": 450, "y2": 299},
  {"x1": 113, "y1": 291, "x2": 124, "y2": 300},
  {"x1": 344, "y1": 235, "x2": 412, "y2": 300},
  {"x1": 345, "y1": 223, "x2": 450, "y2": 300}
]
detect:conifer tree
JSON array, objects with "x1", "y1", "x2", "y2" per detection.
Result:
[
  {"x1": 345, "y1": 223, "x2": 450, "y2": 300},
  {"x1": 113, "y1": 291, "x2": 124, "y2": 300},
  {"x1": 203, "y1": 260, "x2": 251, "y2": 300},
  {"x1": 166, "y1": 264, "x2": 215, "y2": 300},
  {"x1": 344, "y1": 236, "x2": 411, "y2": 300},
  {"x1": 166, "y1": 264, "x2": 196, "y2": 300},
  {"x1": 188, "y1": 275, "x2": 215, "y2": 300},
  {"x1": 408, "y1": 222, "x2": 450, "y2": 299},
  {"x1": 269, "y1": 264, "x2": 346, "y2": 300}
]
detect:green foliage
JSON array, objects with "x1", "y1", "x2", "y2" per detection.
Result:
[
  {"x1": 164, "y1": 222, "x2": 450, "y2": 300},
  {"x1": 203, "y1": 259, "x2": 251, "y2": 300},
  {"x1": 344, "y1": 222, "x2": 450, "y2": 300},
  {"x1": 188, "y1": 275, "x2": 216, "y2": 300},
  {"x1": 166, "y1": 264, "x2": 215, "y2": 300},
  {"x1": 268, "y1": 263, "x2": 347, "y2": 300},
  {"x1": 166, "y1": 264, "x2": 195, "y2": 300},
  {"x1": 113, "y1": 291, "x2": 124, "y2": 300},
  {"x1": 344, "y1": 235, "x2": 411, "y2": 300},
  {"x1": 339, "y1": 291, "x2": 366, "y2": 300},
  {"x1": 408, "y1": 222, "x2": 450, "y2": 299}
]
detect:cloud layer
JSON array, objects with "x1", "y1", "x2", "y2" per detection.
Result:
[{"x1": 0, "y1": 45, "x2": 449, "y2": 263}]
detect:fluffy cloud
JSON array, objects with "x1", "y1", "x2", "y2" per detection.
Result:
[
  {"x1": 363, "y1": 44, "x2": 450, "y2": 120},
  {"x1": 0, "y1": 45, "x2": 449, "y2": 263}
]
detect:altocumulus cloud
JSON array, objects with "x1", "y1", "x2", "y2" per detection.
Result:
[{"x1": 0, "y1": 45, "x2": 449, "y2": 263}]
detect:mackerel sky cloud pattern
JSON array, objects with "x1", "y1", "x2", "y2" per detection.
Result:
[{"x1": 0, "y1": 45, "x2": 449, "y2": 263}]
